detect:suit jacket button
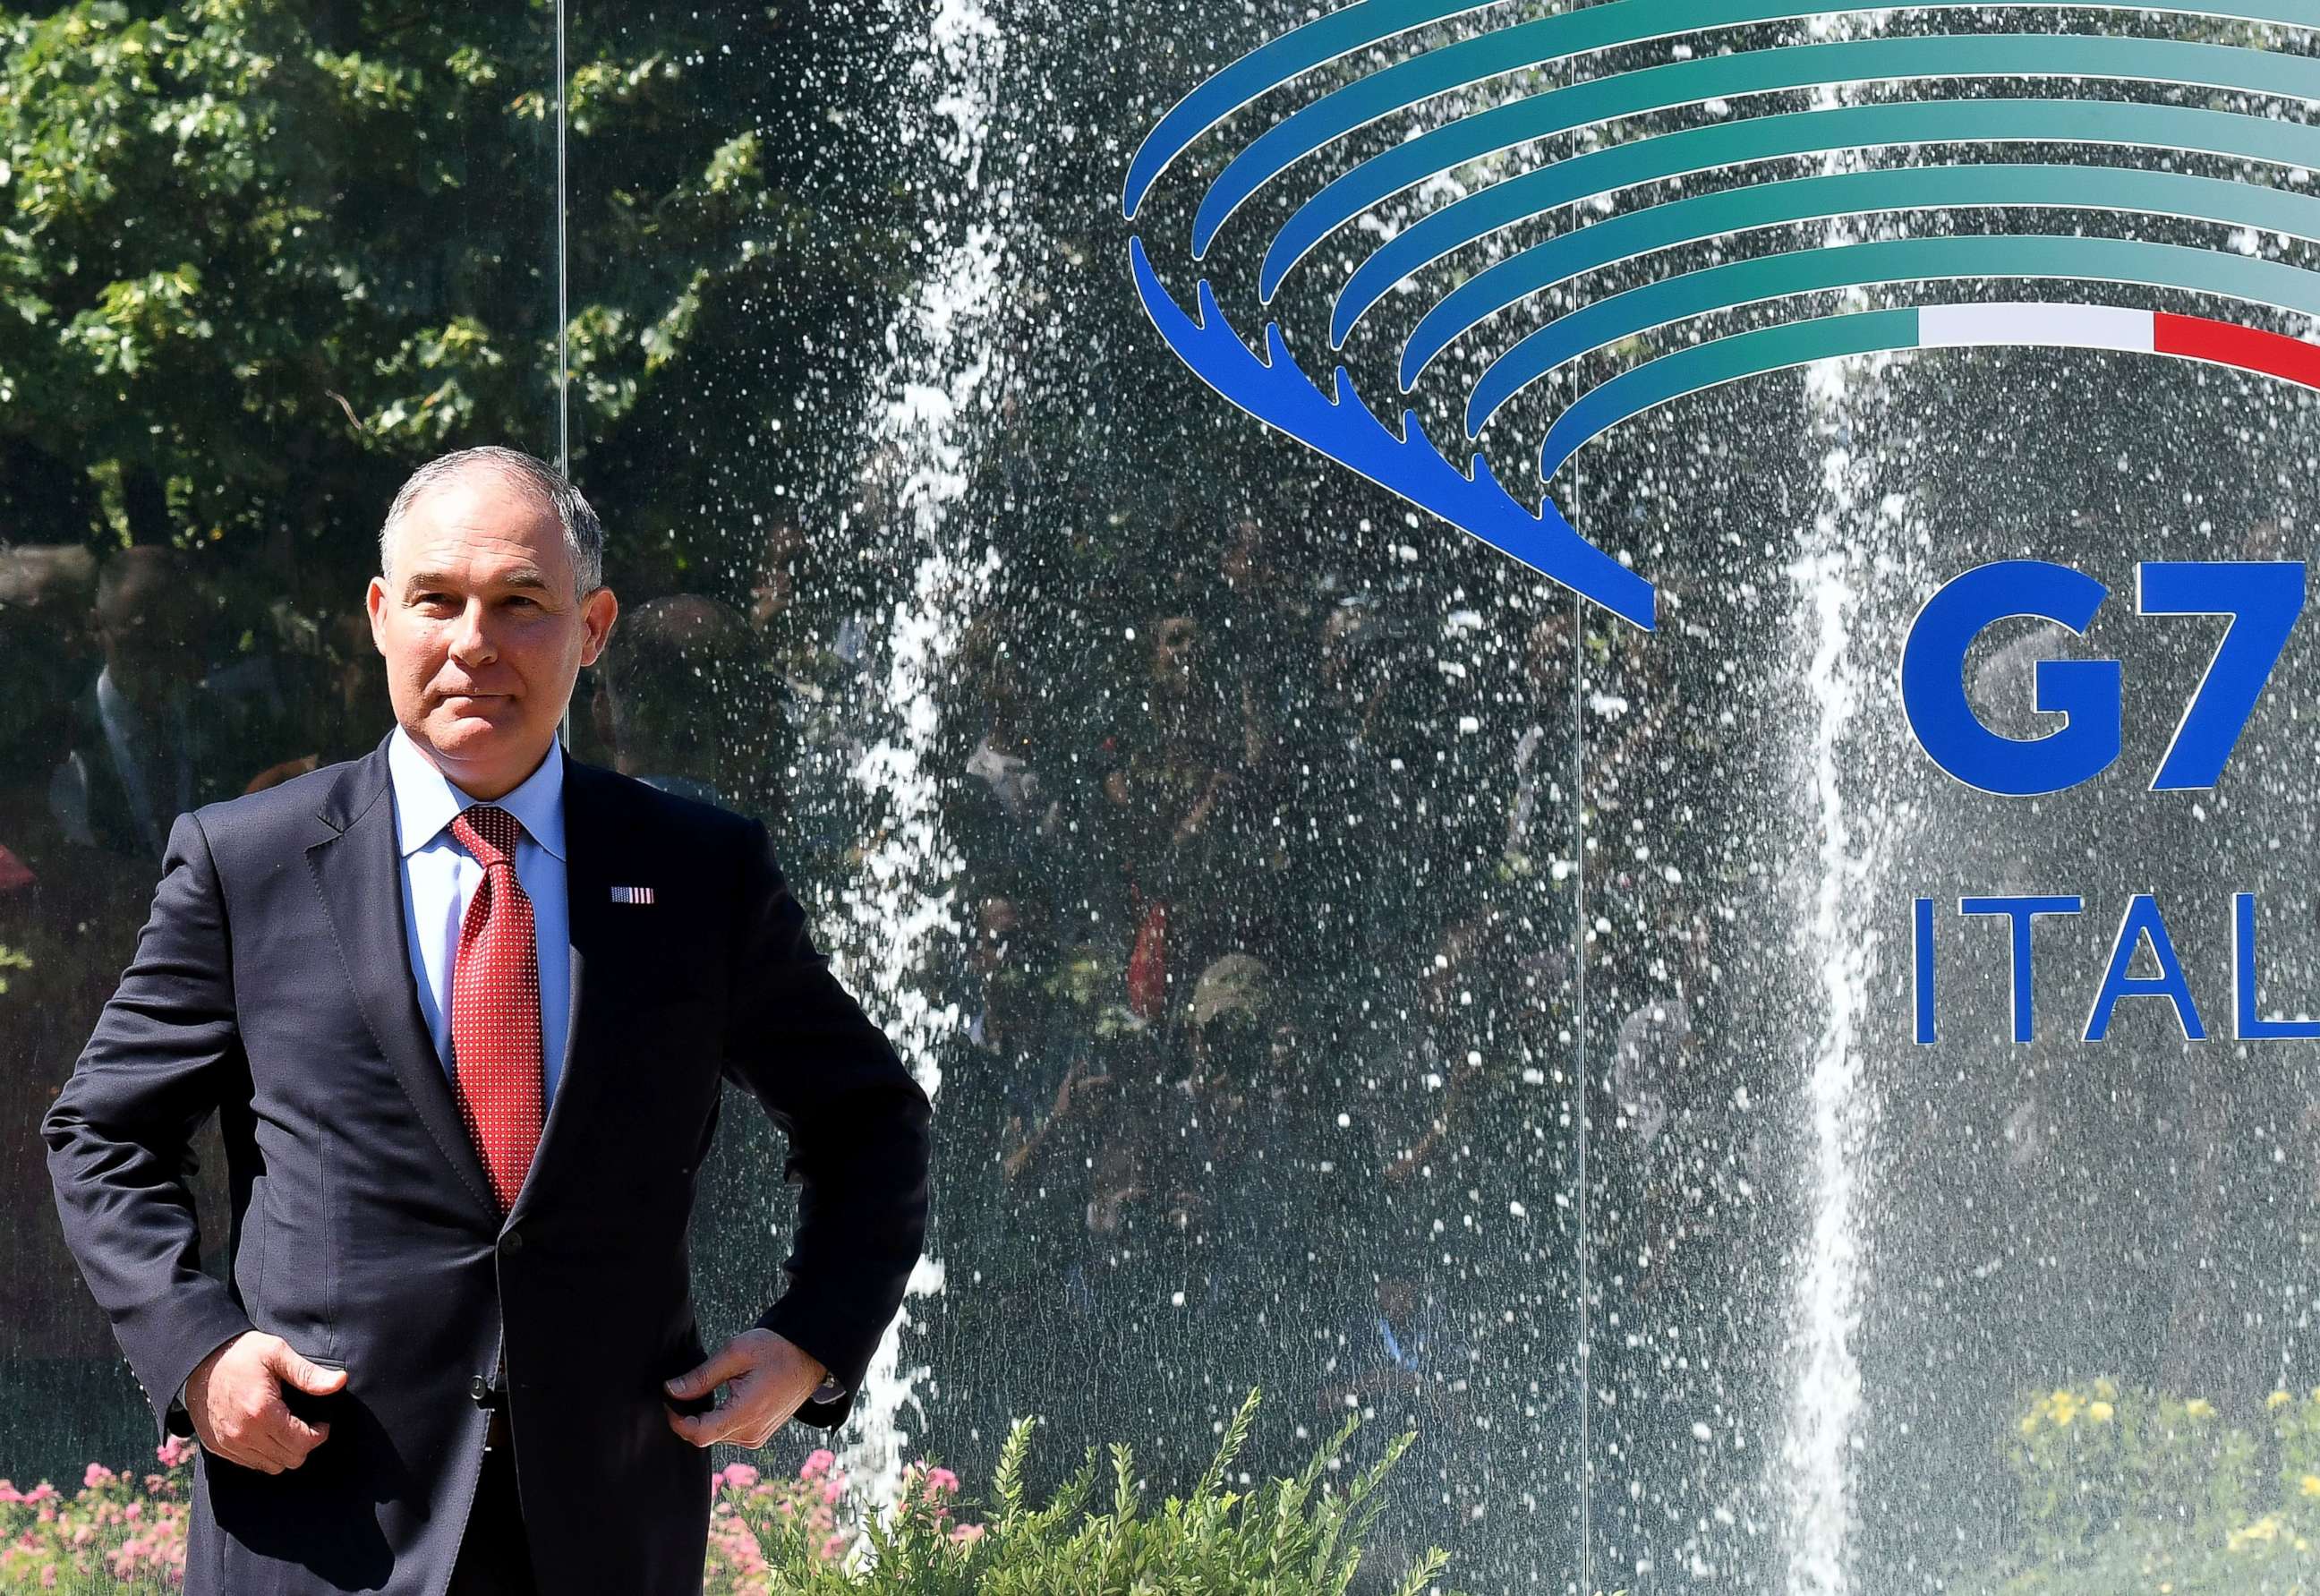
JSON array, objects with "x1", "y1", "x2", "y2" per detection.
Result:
[
  {"x1": 469, "y1": 1375, "x2": 490, "y2": 1404},
  {"x1": 501, "y1": 1229, "x2": 525, "y2": 1254}
]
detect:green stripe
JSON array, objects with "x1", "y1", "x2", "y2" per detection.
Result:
[
  {"x1": 1256, "y1": 33, "x2": 2320, "y2": 287},
  {"x1": 1536, "y1": 309, "x2": 1921, "y2": 477},
  {"x1": 1410, "y1": 163, "x2": 2320, "y2": 388},
  {"x1": 1130, "y1": 0, "x2": 2320, "y2": 220},
  {"x1": 1471, "y1": 235, "x2": 2320, "y2": 434},
  {"x1": 1336, "y1": 99, "x2": 2318, "y2": 361}
]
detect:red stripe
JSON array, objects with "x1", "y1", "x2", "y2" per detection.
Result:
[{"x1": 2154, "y1": 312, "x2": 2320, "y2": 390}]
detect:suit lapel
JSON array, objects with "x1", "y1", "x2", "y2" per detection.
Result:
[
  {"x1": 507, "y1": 754, "x2": 622, "y2": 1230},
  {"x1": 305, "y1": 738, "x2": 500, "y2": 1228}
]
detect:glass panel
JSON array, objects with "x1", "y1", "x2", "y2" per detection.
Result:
[
  {"x1": 1576, "y1": 257, "x2": 2320, "y2": 1595},
  {"x1": 0, "y1": 4, "x2": 559, "y2": 1486},
  {"x1": 560, "y1": 3, "x2": 1591, "y2": 1583}
]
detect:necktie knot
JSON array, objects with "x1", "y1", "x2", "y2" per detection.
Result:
[{"x1": 450, "y1": 804, "x2": 524, "y2": 870}]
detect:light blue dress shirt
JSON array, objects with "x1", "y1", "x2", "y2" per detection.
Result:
[{"x1": 387, "y1": 728, "x2": 573, "y2": 1105}]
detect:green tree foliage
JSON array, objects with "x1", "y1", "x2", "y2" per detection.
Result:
[{"x1": 0, "y1": 0, "x2": 917, "y2": 609}]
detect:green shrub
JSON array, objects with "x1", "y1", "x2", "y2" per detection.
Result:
[
  {"x1": 0, "y1": 1387, "x2": 1481, "y2": 1594},
  {"x1": 707, "y1": 1387, "x2": 1464, "y2": 1595}
]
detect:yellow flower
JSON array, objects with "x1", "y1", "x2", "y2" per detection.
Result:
[
  {"x1": 2272, "y1": 1390, "x2": 2294, "y2": 1409},
  {"x1": 2229, "y1": 1514, "x2": 2283, "y2": 1552},
  {"x1": 2019, "y1": 1413, "x2": 2040, "y2": 1437},
  {"x1": 2186, "y1": 1398, "x2": 2215, "y2": 1421},
  {"x1": 2094, "y1": 1376, "x2": 2120, "y2": 1401},
  {"x1": 2300, "y1": 1474, "x2": 2320, "y2": 1498},
  {"x1": 2088, "y1": 1401, "x2": 2113, "y2": 1423}
]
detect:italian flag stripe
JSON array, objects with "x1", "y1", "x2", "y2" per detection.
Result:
[
  {"x1": 2154, "y1": 311, "x2": 2320, "y2": 390},
  {"x1": 1919, "y1": 303, "x2": 2154, "y2": 353},
  {"x1": 1913, "y1": 303, "x2": 2320, "y2": 391}
]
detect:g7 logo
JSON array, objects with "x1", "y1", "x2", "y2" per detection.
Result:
[{"x1": 1900, "y1": 560, "x2": 2305, "y2": 796}]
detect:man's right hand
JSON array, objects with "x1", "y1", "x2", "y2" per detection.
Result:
[{"x1": 185, "y1": 1332, "x2": 345, "y2": 1473}]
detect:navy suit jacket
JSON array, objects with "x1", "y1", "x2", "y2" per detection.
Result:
[{"x1": 42, "y1": 734, "x2": 933, "y2": 1594}]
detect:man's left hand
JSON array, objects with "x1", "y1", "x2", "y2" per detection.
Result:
[{"x1": 661, "y1": 1328, "x2": 827, "y2": 1448}]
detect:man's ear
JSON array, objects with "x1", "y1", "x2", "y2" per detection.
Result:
[
  {"x1": 364, "y1": 577, "x2": 388, "y2": 655},
  {"x1": 579, "y1": 585, "x2": 618, "y2": 668}
]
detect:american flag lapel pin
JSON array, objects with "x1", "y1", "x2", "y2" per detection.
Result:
[{"x1": 610, "y1": 885, "x2": 656, "y2": 906}]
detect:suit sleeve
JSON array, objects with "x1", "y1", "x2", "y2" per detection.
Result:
[
  {"x1": 721, "y1": 818, "x2": 931, "y2": 1431},
  {"x1": 42, "y1": 811, "x2": 256, "y2": 1443}
]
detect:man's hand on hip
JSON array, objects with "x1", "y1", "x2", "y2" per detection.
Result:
[
  {"x1": 662, "y1": 1327, "x2": 826, "y2": 1448},
  {"x1": 186, "y1": 1332, "x2": 345, "y2": 1474}
]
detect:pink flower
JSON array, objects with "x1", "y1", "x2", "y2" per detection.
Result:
[
  {"x1": 925, "y1": 1465, "x2": 960, "y2": 1496},
  {"x1": 84, "y1": 1463, "x2": 115, "y2": 1489},
  {"x1": 950, "y1": 1522, "x2": 986, "y2": 1544},
  {"x1": 0, "y1": 1481, "x2": 19, "y2": 1504},
  {"x1": 798, "y1": 1448, "x2": 835, "y2": 1481},
  {"x1": 155, "y1": 1436, "x2": 192, "y2": 1469},
  {"x1": 718, "y1": 1463, "x2": 759, "y2": 1491},
  {"x1": 822, "y1": 1472, "x2": 846, "y2": 1506},
  {"x1": 25, "y1": 1481, "x2": 56, "y2": 1502},
  {"x1": 819, "y1": 1530, "x2": 849, "y2": 1562}
]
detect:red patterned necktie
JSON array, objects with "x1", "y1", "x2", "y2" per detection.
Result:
[{"x1": 448, "y1": 804, "x2": 543, "y2": 1212}]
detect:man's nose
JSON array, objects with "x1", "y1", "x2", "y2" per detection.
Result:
[{"x1": 447, "y1": 599, "x2": 498, "y2": 663}]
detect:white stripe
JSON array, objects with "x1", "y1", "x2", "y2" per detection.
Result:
[{"x1": 1919, "y1": 303, "x2": 2154, "y2": 354}]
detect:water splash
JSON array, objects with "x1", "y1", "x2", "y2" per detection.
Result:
[
  {"x1": 823, "y1": 0, "x2": 1008, "y2": 1518},
  {"x1": 1780, "y1": 534, "x2": 1875, "y2": 1596},
  {"x1": 1778, "y1": 25, "x2": 1885, "y2": 1588}
]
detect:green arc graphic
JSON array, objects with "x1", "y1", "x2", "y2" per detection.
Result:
[
  {"x1": 1124, "y1": 0, "x2": 2320, "y2": 226},
  {"x1": 1351, "y1": 99, "x2": 2320, "y2": 363},
  {"x1": 1262, "y1": 34, "x2": 2316, "y2": 300},
  {"x1": 1471, "y1": 235, "x2": 2320, "y2": 433},
  {"x1": 1124, "y1": 1, "x2": 2320, "y2": 627},
  {"x1": 1448, "y1": 183, "x2": 2320, "y2": 431}
]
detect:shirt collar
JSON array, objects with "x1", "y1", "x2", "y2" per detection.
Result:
[{"x1": 388, "y1": 726, "x2": 567, "y2": 862}]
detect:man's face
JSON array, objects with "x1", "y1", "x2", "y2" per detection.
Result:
[
  {"x1": 972, "y1": 897, "x2": 1019, "y2": 976},
  {"x1": 96, "y1": 568, "x2": 208, "y2": 712},
  {"x1": 1524, "y1": 612, "x2": 1574, "y2": 693},
  {"x1": 366, "y1": 471, "x2": 618, "y2": 798},
  {"x1": 747, "y1": 522, "x2": 806, "y2": 629},
  {"x1": 1152, "y1": 615, "x2": 1198, "y2": 688}
]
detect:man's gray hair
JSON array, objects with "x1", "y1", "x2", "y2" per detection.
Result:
[{"x1": 378, "y1": 446, "x2": 605, "y2": 598}]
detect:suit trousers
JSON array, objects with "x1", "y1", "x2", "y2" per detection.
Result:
[{"x1": 447, "y1": 1416, "x2": 538, "y2": 1596}]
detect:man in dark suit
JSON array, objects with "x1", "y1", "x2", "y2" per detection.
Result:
[
  {"x1": 47, "y1": 545, "x2": 255, "y2": 862},
  {"x1": 42, "y1": 446, "x2": 934, "y2": 1594}
]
